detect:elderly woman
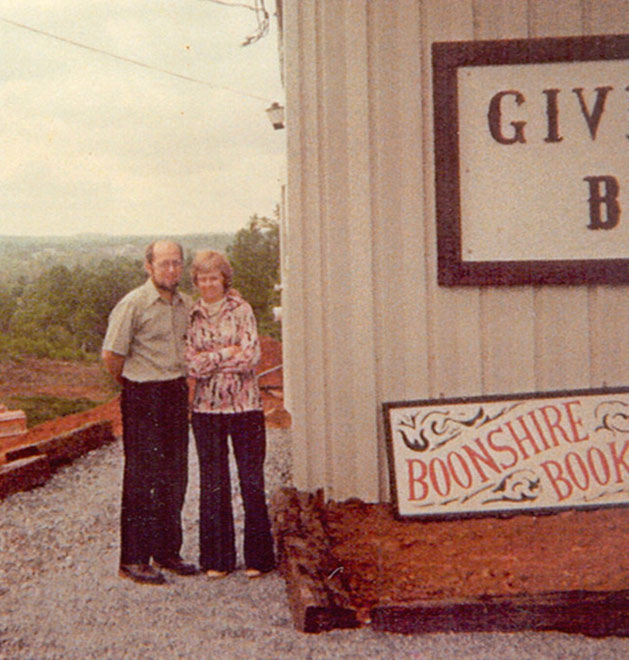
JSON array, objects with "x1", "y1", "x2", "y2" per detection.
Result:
[{"x1": 185, "y1": 250, "x2": 275, "y2": 579}]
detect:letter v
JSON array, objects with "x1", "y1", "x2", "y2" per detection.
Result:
[{"x1": 573, "y1": 86, "x2": 613, "y2": 139}]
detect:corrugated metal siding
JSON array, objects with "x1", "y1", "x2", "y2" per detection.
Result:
[{"x1": 282, "y1": 0, "x2": 629, "y2": 502}]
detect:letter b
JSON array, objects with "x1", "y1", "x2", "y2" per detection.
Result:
[{"x1": 584, "y1": 175, "x2": 621, "y2": 230}]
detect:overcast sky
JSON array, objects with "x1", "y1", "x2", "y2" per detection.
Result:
[{"x1": 0, "y1": 0, "x2": 285, "y2": 236}]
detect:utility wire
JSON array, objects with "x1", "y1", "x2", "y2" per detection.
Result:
[{"x1": 0, "y1": 15, "x2": 275, "y2": 103}]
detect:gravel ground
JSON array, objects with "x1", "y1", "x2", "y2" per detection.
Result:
[{"x1": 1, "y1": 428, "x2": 628, "y2": 659}]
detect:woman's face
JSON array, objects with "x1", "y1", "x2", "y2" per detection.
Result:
[{"x1": 196, "y1": 268, "x2": 225, "y2": 304}]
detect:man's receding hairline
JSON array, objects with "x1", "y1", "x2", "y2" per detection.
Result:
[{"x1": 145, "y1": 240, "x2": 184, "y2": 264}]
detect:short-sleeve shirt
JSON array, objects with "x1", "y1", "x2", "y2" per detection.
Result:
[{"x1": 103, "y1": 279, "x2": 192, "y2": 382}]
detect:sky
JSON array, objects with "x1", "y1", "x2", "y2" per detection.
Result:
[{"x1": 0, "y1": 0, "x2": 285, "y2": 236}]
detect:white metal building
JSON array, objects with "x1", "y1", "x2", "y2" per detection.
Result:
[{"x1": 278, "y1": 0, "x2": 629, "y2": 503}]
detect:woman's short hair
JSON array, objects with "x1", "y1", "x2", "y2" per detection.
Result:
[{"x1": 191, "y1": 250, "x2": 233, "y2": 291}]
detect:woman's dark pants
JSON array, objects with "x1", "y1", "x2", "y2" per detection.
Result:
[
  {"x1": 120, "y1": 377, "x2": 189, "y2": 566},
  {"x1": 191, "y1": 410, "x2": 275, "y2": 573}
]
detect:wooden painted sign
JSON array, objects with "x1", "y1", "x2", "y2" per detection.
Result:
[
  {"x1": 384, "y1": 387, "x2": 629, "y2": 519},
  {"x1": 432, "y1": 34, "x2": 629, "y2": 285}
]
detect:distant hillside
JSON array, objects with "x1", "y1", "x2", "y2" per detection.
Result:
[{"x1": 0, "y1": 233, "x2": 234, "y2": 285}]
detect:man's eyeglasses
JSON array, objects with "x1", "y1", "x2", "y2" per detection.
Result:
[{"x1": 153, "y1": 260, "x2": 183, "y2": 270}]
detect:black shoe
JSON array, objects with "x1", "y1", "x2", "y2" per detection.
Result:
[
  {"x1": 153, "y1": 556, "x2": 199, "y2": 576},
  {"x1": 119, "y1": 563, "x2": 167, "y2": 585}
]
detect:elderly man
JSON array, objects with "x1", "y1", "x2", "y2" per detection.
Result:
[{"x1": 102, "y1": 240, "x2": 197, "y2": 584}]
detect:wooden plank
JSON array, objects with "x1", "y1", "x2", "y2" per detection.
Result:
[
  {"x1": 0, "y1": 455, "x2": 51, "y2": 500},
  {"x1": 5, "y1": 421, "x2": 115, "y2": 466},
  {"x1": 371, "y1": 589, "x2": 629, "y2": 636},
  {"x1": 271, "y1": 488, "x2": 360, "y2": 633}
]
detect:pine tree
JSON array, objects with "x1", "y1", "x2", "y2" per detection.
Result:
[{"x1": 227, "y1": 211, "x2": 280, "y2": 339}]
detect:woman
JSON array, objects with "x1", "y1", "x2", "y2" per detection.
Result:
[{"x1": 185, "y1": 250, "x2": 275, "y2": 579}]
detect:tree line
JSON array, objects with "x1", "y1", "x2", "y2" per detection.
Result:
[{"x1": 0, "y1": 214, "x2": 280, "y2": 362}]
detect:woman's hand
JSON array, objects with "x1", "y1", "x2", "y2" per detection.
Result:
[{"x1": 225, "y1": 345, "x2": 242, "y2": 359}]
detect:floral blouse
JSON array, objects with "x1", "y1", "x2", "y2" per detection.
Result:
[{"x1": 185, "y1": 291, "x2": 262, "y2": 414}]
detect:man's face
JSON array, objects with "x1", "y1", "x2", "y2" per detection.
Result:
[{"x1": 145, "y1": 242, "x2": 183, "y2": 294}]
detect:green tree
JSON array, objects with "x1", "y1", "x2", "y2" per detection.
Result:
[
  {"x1": 7, "y1": 257, "x2": 146, "y2": 359},
  {"x1": 227, "y1": 212, "x2": 280, "y2": 339},
  {"x1": 0, "y1": 285, "x2": 17, "y2": 332}
]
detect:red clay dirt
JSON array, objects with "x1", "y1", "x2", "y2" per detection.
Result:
[
  {"x1": 0, "y1": 335, "x2": 289, "y2": 463},
  {"x1": 323, "y1": 499, "x2": 629, "y2": 613}
]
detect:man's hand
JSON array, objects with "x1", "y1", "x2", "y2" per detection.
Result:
[{"x1": 102, "y1": 350, "x2": 125, "y2": 385}]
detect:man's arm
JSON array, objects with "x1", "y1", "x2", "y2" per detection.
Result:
[{"x1": 102, "y1": 349, "x2": 126, "y2": 385}]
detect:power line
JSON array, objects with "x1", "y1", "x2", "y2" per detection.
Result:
[{"x1": 0, "y1": 15, "x2": 275, "y2": 103}]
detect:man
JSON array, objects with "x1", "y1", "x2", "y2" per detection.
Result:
[{"x1": 102, "y1": 239, "x2": 197, "y2": 584}]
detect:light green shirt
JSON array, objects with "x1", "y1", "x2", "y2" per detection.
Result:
[{"x1": 103, "y1": 279, "x2": 192, "y2": 382}]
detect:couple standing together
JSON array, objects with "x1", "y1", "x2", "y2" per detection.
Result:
[{"x1": 102, "y1": 239, "x2": 275, "y2": 585}]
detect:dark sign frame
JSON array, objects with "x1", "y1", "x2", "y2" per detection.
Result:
[{"x1": 432, "y1": 34, "x2": 629, "y2": 286}]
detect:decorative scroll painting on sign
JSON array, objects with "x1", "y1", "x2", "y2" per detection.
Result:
[{"x1": 384, "y1": 388, "x2": 629, "y2": 519}]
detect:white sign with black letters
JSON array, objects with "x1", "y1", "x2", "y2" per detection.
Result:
[
  {"x1": 432, "y1": 34, "x2": 629, "y2": 285},
  {"x1": 459, "y1": 59, "x2": 627, "y2": 262}
]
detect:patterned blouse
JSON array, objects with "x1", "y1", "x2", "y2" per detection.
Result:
[{"x1": 185, "y1": 291, "x2": 262, "y2": 414}]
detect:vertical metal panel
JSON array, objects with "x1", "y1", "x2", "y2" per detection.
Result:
[
  {"x1": 317, "y1": 0, "x2": 347, "y2": 499},
  {"x1": 284, "y1": 0, "x2": 381, "y2": 500},
  {"x1": 473, "y1": 1, "x2": 538, "y2": 396},
  {"x1": 283, "y1": 0, "x2": 328, "y2": 491},
  {"x1": 315, "y1": 1, "x2": 380, "y2": 501},
  {"x1": 422, "y1": 0, "x2": 484, "y2": 400},
  {"x1": 382, "y1": 1, "x2": 429, "y2": 399},
  {"x1": 529, "y1": 0, "x2": 591, "y2": 392},
  {"x1": 587, "y1": 0, "x2": 629, "y2": 387},
  {"x1": 280, "y1": 0, "x2": 304, "y2": 486},
  {"x1": 368, "y1": 0, "x2": 429, "y2": 500},
  {"x1": 587, "y1": 0, "x2": 629, "y2": 32},
  {"x1": 338, "y1": 2, "x2": 381, "y2": 500},
  {"x1": 529, "y1": 0, "x2": 582, "y2": 35},
  {"x1": 471, "y1": 0, "x2": 531, "y2": 38},
  {"x1": 369, "y1": 1, "x2": 411, "y2": 402}
]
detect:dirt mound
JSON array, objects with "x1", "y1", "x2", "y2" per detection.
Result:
[{"x1": 0, "y1": 357, "x2": 116, "y2": 403}]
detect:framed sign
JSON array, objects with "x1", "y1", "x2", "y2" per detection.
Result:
[
  {"x1": 432, "y1": 34, "x2": 629, "y2": 285},
  {"x1": 384, "y1": 387, "x2": 629, "y2": 519}
]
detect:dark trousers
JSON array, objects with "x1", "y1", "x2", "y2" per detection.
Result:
[
  {"x1": 191, "y1": 410, "x2": 275, "y2": 573},
  {"x1": 120, "y1": 377, "x2": 189, "y2": 566}
]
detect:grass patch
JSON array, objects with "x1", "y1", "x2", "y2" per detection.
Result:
[{"x1": 5, "y1": 395, "x2": 99, "y2": 428}]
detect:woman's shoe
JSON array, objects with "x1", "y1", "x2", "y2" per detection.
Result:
[
  {"x1": 205, "y1": 569, "x2": 229, "y2": 579},
  {"x1": 244, "y1": 568, "x2": 263, "y2": 579}
]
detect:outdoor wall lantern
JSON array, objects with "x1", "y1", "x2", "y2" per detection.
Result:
[{"x1": 266, "y1": 102, "x2": 285, "y2": 130}]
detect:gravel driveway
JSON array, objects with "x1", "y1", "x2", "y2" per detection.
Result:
[{"x1": 1, "y1": 428, "x2": 627, "y2": 659}]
